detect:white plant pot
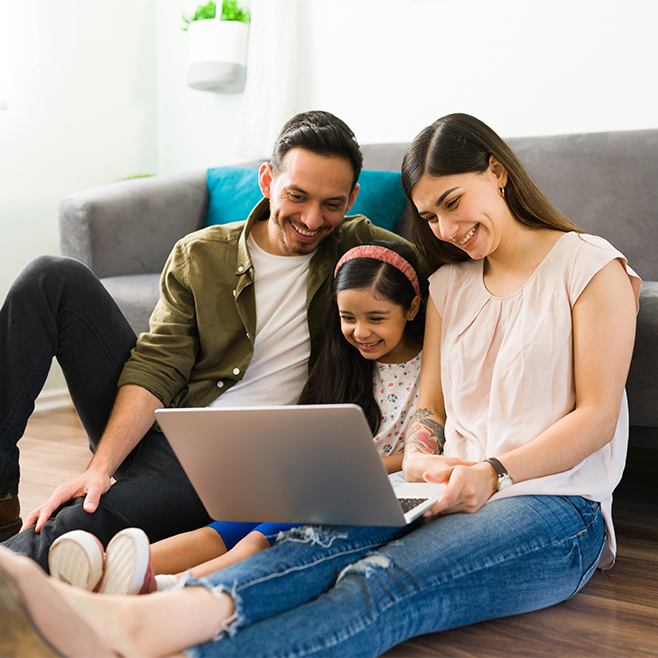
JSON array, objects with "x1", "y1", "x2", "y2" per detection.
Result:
[{"x1": 187, "y1": 19, "x2": 249, "y2": 93}]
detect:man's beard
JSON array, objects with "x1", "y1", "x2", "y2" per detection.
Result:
[{"x1": 272, "y1": 213, "x2": 321, "y2": 256}]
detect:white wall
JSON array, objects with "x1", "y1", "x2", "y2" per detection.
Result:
[
  {"x1": 0, "y1": 0, "x2": 158, "y2": 392},
  {"x1": 0, "y1": 0, "x2": 158, "y2": 302},
  {"x1": 156, "y1": 0, "x2": 657, "y2": 172},
  {"x1": 296, "y1": 0, "x2": 658, "y2": 144},
  {"x1": 156, "y1": 0, "x2": 247, "y2": 174}
]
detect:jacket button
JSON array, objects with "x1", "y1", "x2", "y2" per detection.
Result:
[
  {"x1": 233, "y1": 368, "x2": 240, "y2": 375},
  {"x1": 217, "y1": 381, "x2": 224, "y2": 388},
  {"x1": 237, "y1": 266, "x2": 244, "y2": 273},
  {"x1": 233, "y1": 290, "x2": 236, "y2": 296}
]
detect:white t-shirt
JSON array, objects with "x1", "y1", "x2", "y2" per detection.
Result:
[
  {"x1": 209, "y1": 235, "x2": 313, "y2": 408},
  {"x1": 429, "y1": 233, "x2": 641, "y2": 568},
  {"x1": 372, "y1": 353, "x2": 422, "y2": 456}
]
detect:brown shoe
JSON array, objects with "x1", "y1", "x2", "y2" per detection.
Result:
[{"x1": 0, "y1": 495, "x2": 22, "y2": 541}]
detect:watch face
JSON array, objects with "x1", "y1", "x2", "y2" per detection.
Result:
[{"x1": 498, "y1": 474, "x2": 514, "y2": 490}]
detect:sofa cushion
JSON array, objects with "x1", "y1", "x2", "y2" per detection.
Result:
[
  {"x1": 205, "y1": 167, "x2": 406, "y2": 232},
  {"x1": 507, "y1": 129, "x2": 658, "y2": 281},
  {"x1": 101, "y1": 273, "x2": 161, "y2": 336}
]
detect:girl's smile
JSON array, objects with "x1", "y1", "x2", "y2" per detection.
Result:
[{"x1": 336, "y1": 287, "x2": 420, "y2": 364}]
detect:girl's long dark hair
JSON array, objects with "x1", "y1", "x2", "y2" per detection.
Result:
[
  {"x1": 299, "y1": 240, "x2": 426, "y2": 435},
  {"x1": 401, "y1": 113, "x2": 582, "y2": 271}
]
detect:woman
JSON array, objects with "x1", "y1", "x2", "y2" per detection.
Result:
[{"x1": 0, "y1": 113, "x2": 640, "y2": 658}]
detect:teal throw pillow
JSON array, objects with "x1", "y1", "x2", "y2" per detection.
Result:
[
  {"x1": 348, "y1": 170, "x2": 406, "y2": 233},
  {"x1": 205, "y1": 167, "x2": 262, "y2": 227},
  {"x1": 204, "y1": 167, "x2": 406, "y2": 232}
]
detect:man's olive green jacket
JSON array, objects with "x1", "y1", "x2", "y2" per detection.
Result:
[{"x1": 118, "y1": 199, "x2": 406, "y2": 409}]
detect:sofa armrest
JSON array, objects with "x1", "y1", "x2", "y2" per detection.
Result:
[
  {"x1": 627, "y1": 281, "x2": 658, "y2": 429},
  {"x1": 59, "y1": 170, "x2": 208, "y2": 279}
]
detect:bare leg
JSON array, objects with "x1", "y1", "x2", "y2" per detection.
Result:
[
  {"x1": 0, "y1": 546, "x2": 233, "y2": 658},
  {"x1": 189, "y1": 531, "x2": 271, "y2": 579},
  {"x1": 60, "y1": 584, "x2": 233, "y2": 658},
  {"x1": 150, "y1": 526, "x2": 227, "y2": 575}
]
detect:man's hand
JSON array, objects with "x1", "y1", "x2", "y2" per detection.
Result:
[
  {"x1": 20, "y1": 384, "x2": 164, "y2": 533},
  {"x1": 21, "y1": 468, "x2": 113, "y2": 533}
]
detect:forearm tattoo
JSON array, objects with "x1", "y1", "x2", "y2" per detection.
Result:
[{"x1": 404, "y1": 408, "x2": 445, "y2": 456}]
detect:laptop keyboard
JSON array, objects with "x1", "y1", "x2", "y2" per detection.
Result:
[{"x1": 399, "y1": 497, "x2": 428, "y2": 513}]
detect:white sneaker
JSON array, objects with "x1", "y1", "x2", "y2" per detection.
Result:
[
  {"x1": 48, "y1": 530, "x2": 105, "y2": 591},
  {"x1": 99, "y1": 527, "x2": 156, "y2": 596}
]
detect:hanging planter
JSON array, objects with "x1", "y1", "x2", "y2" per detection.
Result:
[{"x1": 183, "y1": 1, "x2": 251, "y2": 93}]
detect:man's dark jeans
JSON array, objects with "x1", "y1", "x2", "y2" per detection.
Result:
[{"x1": 0, "y1": 256, "x2": 212, "y2": 570}]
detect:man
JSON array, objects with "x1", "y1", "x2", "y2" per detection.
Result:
[{"x1": 0, "y1": 111, "x2": 406, "y2": 570}]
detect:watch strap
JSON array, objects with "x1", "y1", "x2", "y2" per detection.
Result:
[
  {"x1": 484, "y1": 457, "x2": 508, "y2": 478},
  {"x1": 484, "y1": 457, "x2": 513, "y2": 491}
]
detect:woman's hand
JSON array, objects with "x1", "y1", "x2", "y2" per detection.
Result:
[
  {"x1": 403, "y1": 452, "x2": 493, "y2": 516},
  {"x1": 421, "y1": 461, "x2": 497, "y2": 517},
  {"x1": 402, "y1": 452, "x2": 471, "y2": 482}
]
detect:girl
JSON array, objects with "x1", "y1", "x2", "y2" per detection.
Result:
[
  {"x1": 300, "y1": 239, "x2": 425, "y2": 474},
  {"x1": 45, "y1": 240, "x2": 427, "y2": 595},
  {"x1": 1, "y1": 113, "x2": 639, "y2": 658}
]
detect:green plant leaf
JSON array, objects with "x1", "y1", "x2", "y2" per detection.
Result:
[
  {"x1": 181, "y1": 1, "x2": 217, "y2": 31},
  {"x1": 117, "y1": 174, "x2": 156, "y2": 181},
  {"x1": 221, "y1": 0, "x2": 250, "y2": 22},
  {"x1": 182, "y1": 0, "x2": 249, "y2": 29}
]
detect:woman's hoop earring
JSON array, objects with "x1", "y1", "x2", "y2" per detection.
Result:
[{"x1": 499, "y1": 187, "x2": 506, "y2": 199}]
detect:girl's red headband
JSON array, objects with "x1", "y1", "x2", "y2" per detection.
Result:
[{"x1": 334, "y1": 245, "x2": 421, "y2": 297}]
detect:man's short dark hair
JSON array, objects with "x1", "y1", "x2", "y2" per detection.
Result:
[{"x1": 271, "y1": 111, "x2": 363, "y2": 190}]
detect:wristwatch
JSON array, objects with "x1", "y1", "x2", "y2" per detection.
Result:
[{"x1": 484, "y1": 457, "x2": 514, "y2": 491}]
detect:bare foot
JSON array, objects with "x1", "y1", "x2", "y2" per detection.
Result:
[
  {"x1": 50, "y1": 579, "x2": 143, "y2": 657},
  {"x1": 52, "y1": 565, "x2": 234, "y2": 657},
  {"x1": 0, "y1": 546, "x2": 115, "y2": 657},
  {"x1": 1, "y1": 546, "x2": 235, "y2": 657}
]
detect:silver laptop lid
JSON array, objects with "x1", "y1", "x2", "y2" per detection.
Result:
[{"x1": 156, "y1": 404, "x2": 412, "y2": 526}]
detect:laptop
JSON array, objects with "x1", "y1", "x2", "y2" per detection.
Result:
[{"x1": 155, "y1": 404, "x2": 446, "y2": 527}]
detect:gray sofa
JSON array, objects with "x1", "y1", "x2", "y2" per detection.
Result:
[{"x1": 59, "y1": 130, "x2": 658, "y2": 446}]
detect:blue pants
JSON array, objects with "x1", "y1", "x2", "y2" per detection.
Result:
[
  {"x1": 0, "y1": 257, "x2": 212, "y2": 570},
  {"x1": 184, "y1": 495, "x2": 605, "y2": 657},
  {"x1": 208, "y1": 522, "x2": 299, "y2": 549}
]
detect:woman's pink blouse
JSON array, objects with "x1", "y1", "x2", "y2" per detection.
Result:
[{"x1": 429, "y1": 232, "x2": 641, "y2": 568}]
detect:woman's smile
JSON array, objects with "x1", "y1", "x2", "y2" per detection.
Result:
[
  {"x1": 457, "y1": 223, "x2": 479, "y2": 246},
  {"x1": 412, "y1": 167, "x2": 512, "y2": 261}
]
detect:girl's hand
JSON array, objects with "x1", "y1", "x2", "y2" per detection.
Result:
[{"x1": 422, "y1": 461, "x2": 498, "y2": 517}]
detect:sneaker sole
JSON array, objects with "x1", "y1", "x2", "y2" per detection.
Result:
[
  {"x1": 48, "y1": 530, "x2": 104, "y2": 591},
  {"x1": 99, "y1": 528, "x2": 150, "y2": 596}
]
